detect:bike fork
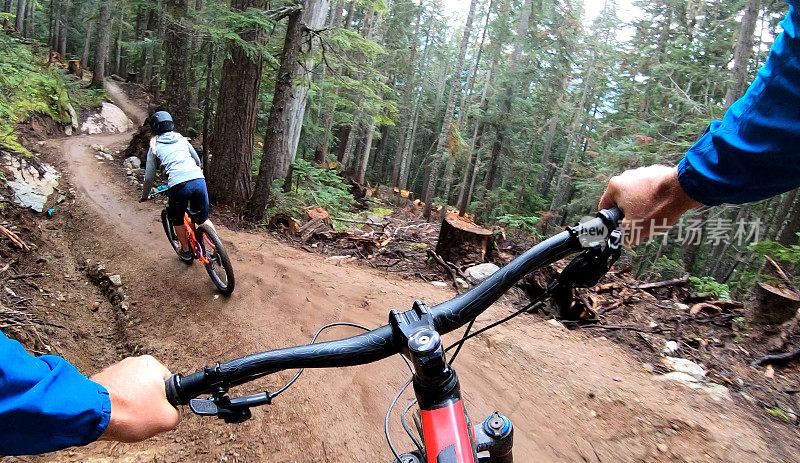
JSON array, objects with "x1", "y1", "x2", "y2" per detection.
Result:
[{"x1": 394, "y1": 412, "x2": 513, "y2": 463}]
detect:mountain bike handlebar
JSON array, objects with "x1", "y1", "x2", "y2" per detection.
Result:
[{"x1": 165, "y1": 207, "x2": 623, "y2": 406}]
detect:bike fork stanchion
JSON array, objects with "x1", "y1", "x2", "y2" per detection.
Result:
[{"x1": 474, "y1": 412, "x2": 513, "y2": 463}]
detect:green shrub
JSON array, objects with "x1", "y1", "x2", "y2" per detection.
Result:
[
  {"x1": 748, "y1": 238, "x2": 800, "y2": 265},
  {"x1": 0, "y1": 35, "x2": 72, "y2": 155},
  {"x1": 496, "y1": 213, "x2": 541, "y2": 235},
  {"x1": 268, "y1": 159, "x2": 357, "y2": 220},
  {"x1": 689, "y1": 276, "x2": 731, "y2": 300}
]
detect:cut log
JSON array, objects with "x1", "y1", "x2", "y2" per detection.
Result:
[
  {"x1": 307, "y1": 207, "x2": 330, "y2": 221},
  {"x1": 746, "y1": 282, "x2": 800, "y2": 324},
  {"x1": 746, "y1": 257, "x2": 800, "y2": 324},
  {"x1": 67, "y1": 59, "x2": 82, "y2": 78},
  {"x1": 268, "y1": 214, "x2": 300, "y2": 234},
  {"x1": 121, "y1": 122, "x2": 152, "y2": 162},
  {"x1": 435, "y1": 212, "x2": 493, "y2": 265},
  {"x1": 298, "y1": 218, "x2": 331, "y2": 242}
]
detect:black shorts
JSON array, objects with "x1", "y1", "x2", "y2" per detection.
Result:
[{"x1": 167, "y1": 178, "x2": 209, "y2": 226}]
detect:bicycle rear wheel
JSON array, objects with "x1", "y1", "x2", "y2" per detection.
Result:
[
  {"x1": 197, "y1": 223, "x2": 235, "y2": 295},
  {"x1": 161, "y1": 209, "x2": 193, "y2": 264}
]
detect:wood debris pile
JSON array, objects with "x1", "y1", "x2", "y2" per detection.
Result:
[{"x1": 269, "y1": 203, "x2": 443, "y2": 276}]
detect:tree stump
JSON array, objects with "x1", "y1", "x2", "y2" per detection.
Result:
[
  {"x1": 122, "y1": 123, "x2": 152, "y2": 163},
  {"x1": 268, "y1": 214, "x2": 300, "y2": 235},
  {"x1": 67, "y1": 59, "x2": 82, "y2": 78},
  {"x1": 435, "y1": 212, "x2": 493, "y2": 265},
  {"x1": 746, "y1": 257, "x2": 800, "y2": 324}
]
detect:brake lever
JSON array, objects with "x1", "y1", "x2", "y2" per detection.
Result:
[
  {"x1": 189, "y1": 391, "x2": 272, "y2": 423},
  {"x1": 554, "y1": 229, "x2": 622, "y2": 289}
]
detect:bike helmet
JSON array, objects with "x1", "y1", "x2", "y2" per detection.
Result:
[{"x1": 149, "y1": 111, "x2": 174, "y2": 135}]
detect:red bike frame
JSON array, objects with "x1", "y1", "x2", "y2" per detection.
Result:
[{"x1": 420, "y1": 400, "x2": 475, "y2": 462}]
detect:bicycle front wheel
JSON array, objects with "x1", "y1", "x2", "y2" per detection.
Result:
[{"x1": 197, "y1": 223, "x2": 235, "y2": 295}]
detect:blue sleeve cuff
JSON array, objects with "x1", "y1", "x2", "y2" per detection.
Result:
[
  {"x1": 677, "y1": 151, "x2": 722, "y2": 207},
  {"x1": 87, "y1": 381, "x2": 112, "y2": 444}
]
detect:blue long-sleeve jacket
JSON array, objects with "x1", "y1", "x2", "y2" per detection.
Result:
[
  {"x1": 0, "y1": 331, "x2": 111, "y2": 455},
  {"x1": 677, "y1": 1, "x2": 800, "y2": 205}
]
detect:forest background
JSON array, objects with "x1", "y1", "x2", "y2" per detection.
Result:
[{"x1": 3, "y1": 0, "x2": 799, "y2": 298}]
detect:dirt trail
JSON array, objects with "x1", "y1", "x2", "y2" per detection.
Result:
[{"x1": 34, "y1": 83, "x2": 799, "y2": 462}]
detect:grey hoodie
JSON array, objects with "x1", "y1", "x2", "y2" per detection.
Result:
[{"x1": 140, "y1": 132, "x2": 204, "y2": 201}]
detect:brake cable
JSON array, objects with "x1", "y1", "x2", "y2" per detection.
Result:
[{"x1": 270, "y1": 321, "x2": 373, "y2": 399}]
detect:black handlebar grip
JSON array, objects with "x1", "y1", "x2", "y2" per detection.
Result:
[
  {"x1": 165, "y1": 374, "x2": 182, "y2": 406},
  {"x1": 598, "y1": 207, "x2": 624, "y2": 229}
]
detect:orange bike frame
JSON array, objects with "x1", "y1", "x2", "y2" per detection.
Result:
[{"x1": 183, "y1": 213, "x2": 215, "y2": 266}]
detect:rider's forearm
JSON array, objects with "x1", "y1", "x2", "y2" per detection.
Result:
[
  {"x1": 140, "y1": 149, "x2": 157, "y2": 201},
  {"x1": 677, "y1": 4, "x2": 800, "y2": 206},
  {"x1": 0, "y1": 332, "x2": 111, "y2": 455}
]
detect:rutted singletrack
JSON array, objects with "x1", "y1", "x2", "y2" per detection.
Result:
[{"x1": 38, "y1": 82, "x2": 800, "y2": 462}]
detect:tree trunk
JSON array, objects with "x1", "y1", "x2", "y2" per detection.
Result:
[
  {"x1": 91, "y1": 0, "x2": 112, "y2": 88},
  {"x1": 151, "y1": 2, "x2": 165, "y2": 101},
  {"x1": 400, "y1": 91, "x2": 422, "y2": 190},
  {"x1": 457, "y1": 60, "x2": 493, "y2": 215},
  {"x1": 422, "y1": 0, "x2": 477, "y2": 220},
  {"x1": 391, "y1": 10, "x2": 423, "y2": 187},
  {"x1": 679, "y1": 209, "x2": 707, "y2": 274},
  {"x1": 201, "y1": 41, "x2": 214, "y2": 176},
  {"x1": 341, "y1": 110, "x2": 362, "y2": 170},
  {"x1": 15, "y1": 0, "x2": 25, "y2": 31},
  {"x1": 139, "y1": 6, "x2": 156, "y2": 85},
  {"x1": 482, "y1": 0, "x2": 532, "y2": 196},
  {"x1": 2, "y1": 0, "x2": 12, "y2": 28},
  {"x1": 456, "y1": 0, "x2": 493, "y2": 132},
  {"x1": 537, "y1": 75, "x2": 568, "y2": 195},
  {"x1": 206, "y1": 0, "x2": 267, "y2": 207},
  {"x1": 776, "y1": 190, "x2": 800, "y2": 247},
  {"x1": 162, "y1": 0, "x2": 191, "y2": 132},
  {"x1": 314, "y1": 105, "x2": 336, "y2": 165},
  {"x1": 80, "y1": 19, "x2": 93, "y2": 68},
  {"x1": 723, "y1": 0, "x2": 761, "y2": 109},
  {"x1": 247, "y1": 6, "x2": 304, "y2": 221},
  {"x1": 278, "y1": 0, "x2": 331, "y2": 179},
  {"x1": 114, "y1": 10, "x2": 124, "y2": 76},
  {"x1": 442, "y1": 155, "x2": 455, "y2": 204},
  {"x1": 548, "y1": 54, "x2": 596, "y2": 227},
  {"x1": 48, "y1": 0, "x2": 57, "y2": 50},
  {"x1": 356, "y1": 117, "x2": 375, "y2": 184},
  {"x1": 372, "y1": 124, "x2": 389, "y2": 180},
  {"x1": 23, "y1": 0, "x2": 33, "y2": 37}
]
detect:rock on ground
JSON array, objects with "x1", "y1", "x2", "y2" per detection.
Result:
[
  {"x1": 2, "y1": 154, "x2": 60, "y2": 213},
  {"x1": 81, "y1": 102, "x2": 133, "y2": 135},
  {"x1": 662, "y1": 356, "x2": 705, "y2": 381},
  {"x1": 464, "y1": 263, "x2": 501, "y2": 284},
  {"x1": 123, "y1": 156, "x2": 141, "y2": 170}
]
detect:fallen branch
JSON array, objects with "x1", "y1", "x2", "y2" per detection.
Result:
[
  {"x1": 597, "y1": 301, "x2": 623, "y2": 315},
  {"x1": 332, "y1": 217, "x2": 381, "y2": 226},
  {"x1": 7, "y1": 272, "x2": 47, "y2": 280},
  {"x1": 426, "y1": 250, "x2": 461, "y2": 294},
  {"x1": 0, "y1": 224, "x2": 29, "y2": 251},
  {"x1": 634, "y1": 275, "x2": 689, "y2": 291},
  {"x1": 563, "y1": 322, "x2": 671, "y2": 334},
  {"x1": 751, "y1": 347, "x2": 800, "y2": 367}
]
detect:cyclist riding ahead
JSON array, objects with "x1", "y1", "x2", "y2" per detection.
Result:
[{"x1": 139, "y1": 111, "x2": 216, "y2": 262}]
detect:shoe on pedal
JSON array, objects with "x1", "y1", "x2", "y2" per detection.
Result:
[{"x1": 178, "y1": 249, "x2": 194, "y2": 262}]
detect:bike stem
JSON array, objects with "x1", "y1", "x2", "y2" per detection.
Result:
[{"x1": 391, "y1": 301, "x2": 514, "y2": 463}]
